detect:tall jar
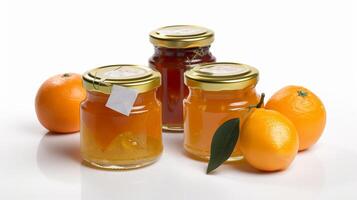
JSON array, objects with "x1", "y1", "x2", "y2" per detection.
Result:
[
  {"x1": 149, "y1": 25, "x2": 216, "y2": 132},
  {"x1": 81, "y1": 65, "x2": 162, "y2": 169},
  {"x1": 183, "y1": 62, "x2": 260, "y2": 161}
]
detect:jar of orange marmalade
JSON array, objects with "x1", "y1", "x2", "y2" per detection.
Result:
[
  {"x1": 81, "y1": 65, "x2": 162, "y2": 169},
  {"x1": 184, "y1": 62, "x2": 260, "y2": 161},
  {"x1": 149, "y1": 25, "x2": 216, "y2": 132}
]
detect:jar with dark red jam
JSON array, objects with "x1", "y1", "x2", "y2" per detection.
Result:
[{"x1": 149, "y1": 25, "x2": 216, "y2": 132}]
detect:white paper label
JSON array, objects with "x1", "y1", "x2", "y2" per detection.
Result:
[{"x1": 105, "y1": 85, "x2": 139, "y2": 116}]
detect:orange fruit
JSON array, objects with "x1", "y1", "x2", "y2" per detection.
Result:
[
  {"x1": 239, "y1": 108, "x2": 299, "y2": 171},
  {"x1": 265, "y1": 86, "x2": 326, "y2": 151},
  {"x1": 35, "y1": 73, "x2": 86, "y2": 133}
]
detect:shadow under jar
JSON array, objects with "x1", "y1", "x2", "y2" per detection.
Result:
[
  {"x1": 183, "y1": 62, "x2": 260, "y2": 161},
  {"x1": 81, "y1": 65, "x2": 162, "y2": 170},
  {"x1": 149, "y1": 25, "x2": 216, "y2": 132}
]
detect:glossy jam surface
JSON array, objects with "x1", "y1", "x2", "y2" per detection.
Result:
[
  {"x1": 80, "y1": 90, "x2": 162, "y2": 169},
  {"x1": 150, "y1": 46, "x2": 215, "y2": 131},
  {"x1": 183, "y1": 87, "x2": 260, "y2": 161}
]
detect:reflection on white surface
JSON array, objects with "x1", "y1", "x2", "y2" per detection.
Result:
[
  {"x1": 36, "y1": 132, "x2": 81, "y2": 183},
  {"x1": 79, "y1": 134, "x2": 226, "y2": 200},
  {"x1": 35, "y1": 132, "x2": 357, "y2": 200},
  {"x1": 80, "y1": 161, "x2": 224, "y2": 200},
  {"x1": 219, "y1": 146, "x2": 325, "y2": 199},
  {"x1": 220, "y1": 143, "x2": 357, "y2": 199},
  {"x1": 81, "y1": 166, "x2": 165, "y2": 200}
]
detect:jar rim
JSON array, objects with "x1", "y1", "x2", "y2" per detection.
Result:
[
  {"x1": 149, "y1": 25, "x2": 214, "y2": 49},
  {"x1": 184, "y1": 62, "x2": 259, "y2": 91},
  {"x1": 82, "y1": 64, "x2": 161, "y2": 94}
]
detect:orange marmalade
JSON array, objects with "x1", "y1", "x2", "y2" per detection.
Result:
[
  {"x1": 183, "y1": 62, "x2": 260, "y2": 161},
  {"x1": 81, "y1": 65, "x2": 162, "y2": 169}
]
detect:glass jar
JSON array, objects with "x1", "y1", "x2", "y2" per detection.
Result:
[
  {"x1": 149, "y1": 25, "x2": 216, "y2": 132},
  {"x1": 183, "y1": 62, "x2": 260, "y2": 161},
  {"x1": 81, "y1": 65, "x2": 162, "y2": 169}
]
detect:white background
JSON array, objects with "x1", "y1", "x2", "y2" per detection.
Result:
[{"x1": 2, "y1": 0, "x2": 357, "y2": 199}]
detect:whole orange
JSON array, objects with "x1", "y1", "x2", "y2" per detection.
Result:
[
  {"x1": 35, "y1": 73, "x2": 86, "y2": 133},
  {"x1": 239, "y1": 108, "x2": 299, "y2": 171},
  {"x1": 265, "y1": 86, "x2": 326, "y2": 151}
]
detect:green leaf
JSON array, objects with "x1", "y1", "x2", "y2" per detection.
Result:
[{"x1": 207, "y1": 118, "x2": 240, "y2": 174}]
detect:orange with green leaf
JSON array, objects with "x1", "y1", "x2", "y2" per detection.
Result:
[{"x1": 207, "y1": 85, "x2": 326, "y2": 173}]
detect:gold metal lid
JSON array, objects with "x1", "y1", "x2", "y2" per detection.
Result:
[
  {"x1": 83, "y1": 64, "x2": 161, "y2": 94},
  {"x1": 149, "y1": 25, "x2": 214, "y2": 48},
  {"x1": 184, "y1": 62, "x2": 259, "y2": 91}
]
